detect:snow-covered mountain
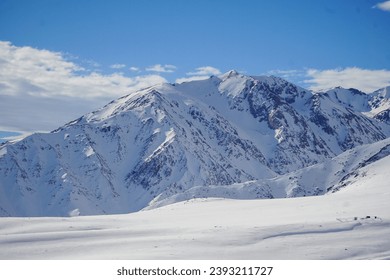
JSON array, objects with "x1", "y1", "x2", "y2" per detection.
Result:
[
  {"x1": 1, "y1": 143, "x2": 390, "y2": 259},
  {"x1": 146, "y1": 137, "x2": 390, "y2": 209},
  {"x1": 1, "y1": 71, "x2": 389, "y2": 216}
]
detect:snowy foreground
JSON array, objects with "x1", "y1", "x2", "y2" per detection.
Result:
[{"x1": 0, "y1": 155, "x2": 389, "y2": 260}]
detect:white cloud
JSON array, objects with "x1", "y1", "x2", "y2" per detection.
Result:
[
  {"x1": 175, "y1": 76, "x2": 211, "y2": 83},
  {"x1": 0, "y1": 41, "x2": 166, "y2": 133},
  {"x1": 146, "y1": 64, "x2": 177, "y2": 73},
  {"x1": 373, "y1": 1, "x2": 390, "y2": 11},
  {"x1": 176, "y1": 66, "x2": 221, "y2": 83},
  {"x1": 110, "y1": 63, "x2": 126, "y2": 69},
  {"x1": 129, "y1": 66, "x2": 140, "y2": 72},
  {"x1": 303, "y1": 67, "x2": 390, "y2": 92},
  {"x1": 187, "y1": 66, "x2": 221, "y2": 76}
]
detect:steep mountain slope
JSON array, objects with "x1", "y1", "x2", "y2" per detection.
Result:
[
  {"x1": 0, "y1": 71, "x2": 389, "y2": 216},
  {"x1": 0, "y1": 81, "x2": 275, "y2": 216},
  {"x1": 175, "y1": 72, "x2": 389, "y2": 171},
  {"x1": 369, "y1": 86, "x2": 390, "y2": 123},
  {"x1": 146, "y1": 137, "x2": 390, "y2": 209}
]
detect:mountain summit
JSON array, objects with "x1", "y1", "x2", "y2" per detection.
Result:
[{"x1": 1, "y1": 71, "x2": 390, "y2": 216}]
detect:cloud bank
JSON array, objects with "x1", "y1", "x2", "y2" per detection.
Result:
[
  {"x1": 373, "y1": 1, "x2": 390, "y2": 11},
  {"x1": 304, "y1": 67, "x2": 390, "y2": 92},
  {"x1": 0, "y1": 41, "x2": 166, "y2": 133}
]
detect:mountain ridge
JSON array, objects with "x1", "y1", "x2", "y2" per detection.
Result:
[{"x1": 1, "y1": 71, "x2": 389, "y2": 216}]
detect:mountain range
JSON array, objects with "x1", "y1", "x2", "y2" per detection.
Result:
[{"x1": 1, "y1": 70, "x2": 389, "y2": 216}]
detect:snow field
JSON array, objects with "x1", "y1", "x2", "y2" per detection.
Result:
[{"x1": 0, "y1": 152, "x2": 389, "y2": 259}]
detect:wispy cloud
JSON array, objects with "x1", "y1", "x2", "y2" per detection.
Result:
[
  {"x1": 187, "y1": 66, "x2": 221, "y2": 76},
  {"x1": 373, "y1": 1, "x2": 390, "y2": 11},
  {"x1": 0, "y1": 41, "x2": 166, "y2": 133},
  {"x1": 129, "y1": 66, "x2": 140, "y2": 72},
  {"x1": 146, "y1": 64, "x2": 177, "y2": 73},
  {"x1": 303, "y1": 67, "x2": 390, "y2": 92},
  {"x1": 176, "y1": 66, "x2": 221, "y2": 83},
  {"x1": 175, "y1": 76, "x2": 212, "y2": 83},
  {"x1": 110, "y1": 63, "x2": 126, "y2": 69},
  {"x1": 267, "y1": 69, "x2": 306, "y2": 79}
]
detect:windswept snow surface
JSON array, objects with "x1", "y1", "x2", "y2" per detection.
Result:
[{"x1": 0, "y1": 152, "x2": 389, "y2": 259}]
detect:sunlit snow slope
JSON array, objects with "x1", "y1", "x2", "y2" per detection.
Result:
[{"x1": 0, "y1": 142, "x2": 389, "y2": 259}]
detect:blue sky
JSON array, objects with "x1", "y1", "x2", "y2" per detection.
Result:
[{"x1": 1, "y1": 0, "x2": 390, "y2": 139}]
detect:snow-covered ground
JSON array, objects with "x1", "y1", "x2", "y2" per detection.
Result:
[{"x1": 0, "y1": 152, "x2": 389, "y2": 260}]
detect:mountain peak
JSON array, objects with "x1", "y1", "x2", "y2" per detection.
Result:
[
  {"x1": 372, "y1": 86, "x2": 390, "y2": 98},
  {"x1": 220, "y1": 69, "x2": 241, "y2": 80}
]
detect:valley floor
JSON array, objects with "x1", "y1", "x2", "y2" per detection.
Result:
[{"x1": 0, "y1": 156, "x2": 389, "y2": 260}]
